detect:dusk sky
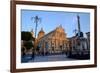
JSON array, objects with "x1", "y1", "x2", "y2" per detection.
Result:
[{"x1": 21, "y1": 9, "x2": 90, "y2": 38}]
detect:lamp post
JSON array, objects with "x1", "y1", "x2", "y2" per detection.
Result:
[
  {"x1": 31, "y1": 15, "x2": 41, "y2": 38},
  {"x1": 31, "y1": 15, "x2": 41, "y2": 58}
]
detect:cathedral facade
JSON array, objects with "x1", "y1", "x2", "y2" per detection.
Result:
[{"x1": 36, "y1": 25, "x2": 69, "y2": 54}]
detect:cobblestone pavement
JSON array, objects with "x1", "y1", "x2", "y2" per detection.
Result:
[{"x1": 21, "y1": 54, "x2": 76, "y2": 63}]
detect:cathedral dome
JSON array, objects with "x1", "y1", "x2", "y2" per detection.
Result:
[{"x1": 30, "y1": 28, "x2": 34, "y2": 37}]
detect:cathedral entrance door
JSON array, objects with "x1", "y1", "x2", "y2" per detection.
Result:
[{"x1": 60, "y1": 45, "x2": 63, "y2": 53}]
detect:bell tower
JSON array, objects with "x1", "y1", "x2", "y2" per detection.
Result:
[{"x1": 38, "y1": 28, "x2": 45, "y2": 39}]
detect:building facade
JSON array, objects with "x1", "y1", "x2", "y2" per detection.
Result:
[
  {"x1": 68, "y1": 32, "x2": 90, "y2": 56},
  {"x1": 36, "y1": 25, "x2": 69, "y2": 55}
]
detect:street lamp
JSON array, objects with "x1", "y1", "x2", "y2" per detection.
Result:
[
  {"x1": 31, "y1": 15, "x2": 41, "y2": 58},
  {"x1": 31, "y1": 15, "x2": 41, "y2": 38}
]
